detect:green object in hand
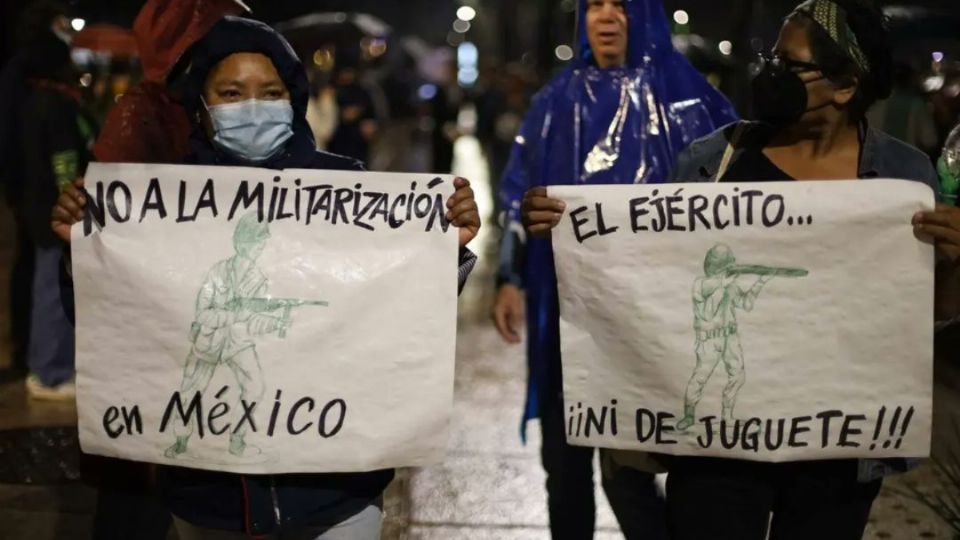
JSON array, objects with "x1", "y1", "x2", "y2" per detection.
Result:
[{"x1": 939, "y1": 157, "x2": 959, "y2": 206}]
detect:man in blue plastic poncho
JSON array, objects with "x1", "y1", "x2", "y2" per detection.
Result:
[{"x1": 491, "y1": 0, "x2": 738, "y2": 538}]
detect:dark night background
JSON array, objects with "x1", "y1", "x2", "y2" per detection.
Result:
[{"x1": 4, "y1": 0, "x2": 959, "y2": 70}]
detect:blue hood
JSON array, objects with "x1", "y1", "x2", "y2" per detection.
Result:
[
  {"x1": 182, "y1": 16, "x2": 318, "y2": 169},
  {"x1": 575, "y1": 0, "x2": 675, "y2": 68}
]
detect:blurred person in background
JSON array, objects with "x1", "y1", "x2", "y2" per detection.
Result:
[
  {"x1": 932, "y1": 74, "x2": 960, "y2": 145},
  {"x1": 328, "y1": 52, "x2": 380, "y2": 164},
  {"x1": 93, "y1": 0, "x2": 248, "y2": 165},
  {"x1": 474, "y1": 65, "x2": 507, "y2": 207},
  {"x1": 492, "y1": 0, "x2": 738, "y2": 538},
  {"x1": 937, "y1": 123, "x2": 960, "y2": 359},
  {"x1": 867, "y1": 63, "x2": 939, "y2": 156},
  {"x1": 15, "y1": 1, "x2": 94, "y2": 401},
  {"x1": 306, "y1": 64, "x2": 340, "y2": 150},
  {"x1": 0, "y1": 1, "x2": 73, "y2": 376},
  {"x1": 476, "y1": 66, "x2": 528, "y2": 220},
  {"x1": 373, "y1": 53, "x2": 422, "y2": 172},
  {"x1": 430, "y1": 58, "x2": 462, "y2": 174}
]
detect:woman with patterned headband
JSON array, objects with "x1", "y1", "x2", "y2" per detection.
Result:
[{"x1": 655, "y1": 0, "x2": 960, "y2": 539}]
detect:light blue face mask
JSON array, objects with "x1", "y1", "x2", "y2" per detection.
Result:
[{"x1": 205, "y1": 98, "x2": 294, "y2": 163}]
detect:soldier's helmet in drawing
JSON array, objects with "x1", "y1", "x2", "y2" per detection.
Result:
[
  {"x1": 234, "y1": 212, "x2": 271, "y2": 252},
  {"x1": 704, "y1": 244, "x2": 736, "y2": 276}
]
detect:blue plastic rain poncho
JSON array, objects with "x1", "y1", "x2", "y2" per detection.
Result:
[{"x1": 497, "y1": 0, "x2": 739, "y2": 438}]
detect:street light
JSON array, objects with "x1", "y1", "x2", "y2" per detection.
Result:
[
  {"x1": 458, "y1": 42, "x2": 479, "y2": 86},
  {"x1": 418, "y1": 84, "x2": 438, "y2": 101},
  {"x1": 457, "y1": 6, "x2": 477, "y2": 22},
  {"x1": 673, "y1": 10, "x2": 689, "y2": 25},
  {"x1": 555, "y1": 45, "x2": 574, "y2": 62},
  {"x1": 719, "y1": 40, "x2": 733, "y2": 56},
  {"x1": 458, "y1": 42, "x2": 479, "y2": 65},
  {"x1": 71, "y1": 18, "x2": 86, "y2": 31}
]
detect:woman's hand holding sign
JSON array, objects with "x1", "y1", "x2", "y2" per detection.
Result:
[
  {"x1": 52, "y1": 177, "x2": 87, "y2": 244},
  {"x1": 447, "y1": 177, "x2": 481, "y2": 248},
  {"x1": 522, "y1": 187, "x2": 567, "y2": 238}
]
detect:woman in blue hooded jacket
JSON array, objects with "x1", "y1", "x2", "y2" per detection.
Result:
[
  {"x1": 491, "y1": 0, "x2": 737, "y2": 538},
  {"x1": 52, "y1": 16, "x2": 480, "y2": 539}
]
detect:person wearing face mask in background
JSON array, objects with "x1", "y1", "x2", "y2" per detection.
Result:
[
  {"x1": 493, "y1": 0, "x2": 738, "y2": 538},
  {"x1": 51, "y1": 16, "x2": 480, "y2": 539}
]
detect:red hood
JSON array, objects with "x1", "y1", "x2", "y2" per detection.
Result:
[{"x1": 134, "y1": 0, "x2": 249, "y2": 83}]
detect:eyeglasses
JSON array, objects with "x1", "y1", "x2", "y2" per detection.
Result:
[{"x1": 759, "y1": 53, "x2": 822, "y2": 74}]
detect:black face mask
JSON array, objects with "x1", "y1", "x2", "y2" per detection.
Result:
[{"x1": 751, "y1": 63, "x2": 811, "y2": 126}]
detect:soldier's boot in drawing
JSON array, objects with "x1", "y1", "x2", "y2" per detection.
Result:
[
  {"x1": 677, "y1": 404, "x2": 697, "y2": 431},
  {"x1": 229, "y1": 433, "x2": 261, "y2": 457},
  {"x1": 164, "y1": 436, "x2": 189, "y2": 458}
]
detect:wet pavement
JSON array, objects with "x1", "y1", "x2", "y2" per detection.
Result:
[
  {"x1": 397, "y1": 251, "x2": 623, "y2": 540},
  {"x1": 0, "y1": 137, "x2": 958, "y2": 539}
]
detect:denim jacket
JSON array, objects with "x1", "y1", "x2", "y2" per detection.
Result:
[
  {"x1": 669, "y1": 121, "x2": 938, "y2": 483},
  {"x1": 670, "y1": 120, "x2": 938, "y2": 190}
]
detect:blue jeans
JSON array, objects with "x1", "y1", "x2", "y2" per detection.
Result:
[{"x1": 27, "y1": 245, "x2": 74, "y2": 385}]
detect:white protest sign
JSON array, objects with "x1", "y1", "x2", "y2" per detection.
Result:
[
  {"x1": 74, "y1": 163, "x2": 459, "y2": 474},
  {"x1": 550, "y1": 180, "x2": 934, "y2": 461}
]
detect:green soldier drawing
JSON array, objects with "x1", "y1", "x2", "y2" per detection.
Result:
[
  {"x1": 676, "y1": 244, "x2": 808, "y2": 432},
  {"x1": 165, "y1": 213, "x2": 327, "y2": 458}
]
